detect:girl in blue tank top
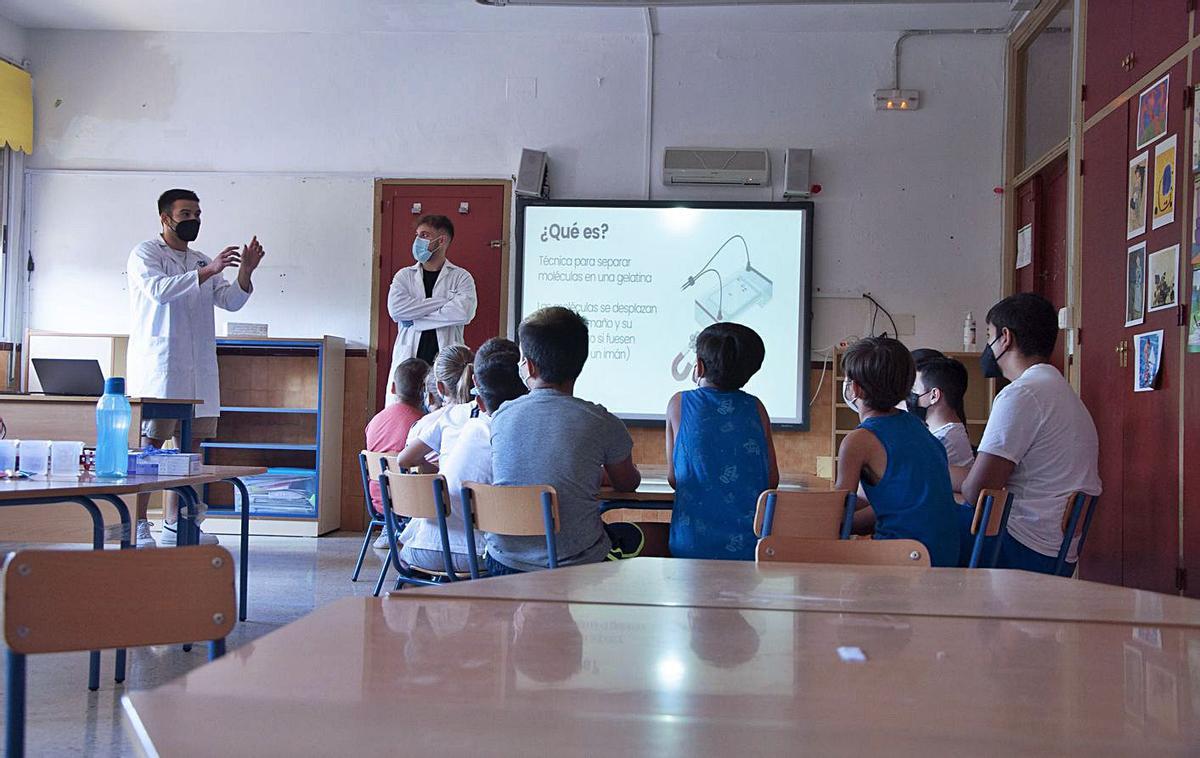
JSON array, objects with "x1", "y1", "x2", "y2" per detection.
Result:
[
  {"x1": 666, "y1": 323, "x2": 779, "y2": 560},
  {"x1": 836, "y1": 337, "x2": 960, "y2": 567}
]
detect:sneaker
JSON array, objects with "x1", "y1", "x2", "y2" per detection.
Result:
[
  {"x1": 373, "y1": 530, "x2": 390, "y2": 550},
  {"x1": 159, "y1": 521, "x2": 219, "y2": 547},
  {"x1": 135, "y1": 520, "x2": 158, "y2": 549}
]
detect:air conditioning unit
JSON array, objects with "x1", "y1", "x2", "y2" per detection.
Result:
[{"x1": 663, "y1": 147, "x2": 770, "y2": 187}]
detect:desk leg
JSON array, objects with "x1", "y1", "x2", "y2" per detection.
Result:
[
  {"x1": 170, "y1": 487, "x2": 198, "y2": 546},
  {"x1": 227, "y1": 478, "x2": 251, "y2": 622},
  {"x1": 69, "y1": 496, "x2": 105, "y2": 691},
  {"x1": 179, "y1": 415, "x2": 193, "y2": 454},
  {"x1": 96, "y1": 494, "x2": 132, "y2": 683}
]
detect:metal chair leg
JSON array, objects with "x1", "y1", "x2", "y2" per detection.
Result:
[
  {"x1": 7, "y1": 651, "x2": 26, "y2": 758},
  {"x1": 209, "y1": 639, "x2": 226, "y2": 661},
  {"x1": 372, "y1": 549, "x2": 390, "y2": 597},
  {"x1": 114, "y1": 649, "x2": 127, "y2": 684},
  {"x1": 351, "y1": 525, "x2": 375, "y2": 582}
]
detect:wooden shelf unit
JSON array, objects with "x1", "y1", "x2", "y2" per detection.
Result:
[
  {"x1": 201, "y1": 336, "x2": 345, "y2": 537},
  {"x1": 830, "y1": 348, "x2": 996, "y2": 467}
]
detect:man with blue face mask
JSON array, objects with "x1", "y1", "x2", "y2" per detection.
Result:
[{"x1": 386, "y1": 215, "x2": 478, "y2": 405}]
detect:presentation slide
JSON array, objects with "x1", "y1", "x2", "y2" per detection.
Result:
[{"x1": 518, "y1": 201, "x2": 811, "y2": 427}]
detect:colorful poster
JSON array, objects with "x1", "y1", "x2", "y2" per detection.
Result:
[
  {"x1": 1193, "y1": 87, "x2": 1200, "y2": 173},
  {"x1": 1136, "y1": 74, "x2": 1169, "y2": 150},
  {"x1": 1126, "y1": 242, "x2": 1146, "y2": 327},
  {"x1": 1187, "y1": 269, "x2": 1200, "y2": 354},
  {"x1": 1152, "y1": 135, "x2": 1177, "y2": 230},
  {"x1": 1193, "y1": 179, "x2": 1200, "y2": 267},
  {"x1": 1016, "y1": 223, "x2": 1032, "y2": 269},
  {"x1": 1147, "y1": 244, "x2": 1179, "y2": 312},
  {"x1": 1134, "y1": 329, "x2": 1163, "y2": 392},
  {"x1": 1128, "y1": 151, "x2": 1149, "y2": 239}
]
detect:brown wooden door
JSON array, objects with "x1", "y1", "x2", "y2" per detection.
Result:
[
  {"x1": 376, "y1": 183, "x2": 507, "y2": 410},
  {"x1": 1079, "y1": 103, "x2": 1129, "y2": 586},
  {"x1": 1082, "y1": 0, "x2": 1133, "y2": 121},
  {"x1": 1183, "y1": 53, "x2": 1200, "y2": 599},
  {"x1": 1015, "y1": 155, "x2": 1069, "y2": 370},
  {"x1": 1128, "y1": 0, "x2": 1189, "y2": 85}
]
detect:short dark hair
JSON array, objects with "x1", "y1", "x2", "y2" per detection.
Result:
[
  {"x1": 158, "y1": 189, "x2": 199, "y2": 215},
  {"x1": 910, "y1": 348, "x2": 945, "y2": 368},
  {"x1": 393, "y1": 358, "x2": 430, "y2": 406},
  {"x1": 415, "y1": 214, "x2": 454, "y2": 240},
  {"x1": 473, "y1": 337, "x2": 527, "y2": 413},
  {"x1": 842, "y1": 336, "x2": 914, "y2": 412},
  {"x1": 695, "y1": 322, "x2": 765, "y2": 391},
  {"x1": 916, "y1": 356, "x2": 968, "y2": 424},
  {"x1": 518, "y1": 306, "x2": 589, "y2": 384},
  {"x1": 986, "y1": 292, "x2": 1058, "y2": 359}
]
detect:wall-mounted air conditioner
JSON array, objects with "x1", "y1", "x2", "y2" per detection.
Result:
[{"x1": 663, "y1": 147, "x2": 770, "y2": 187}]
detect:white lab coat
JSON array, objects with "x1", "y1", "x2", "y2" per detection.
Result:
[
  {"x1": 387, "y1": 260, "x2": 477, "y2": 403},
  {"x1": 126, "y1": 238, "x2": 251, "y2": 418}
]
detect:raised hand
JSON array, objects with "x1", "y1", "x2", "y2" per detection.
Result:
[
  {"x1": 201, "y1": 246, "x2": 241, "y2": 280},
  {"x1": 241, "y1": 236, "x2": 265, "y2": 273}
]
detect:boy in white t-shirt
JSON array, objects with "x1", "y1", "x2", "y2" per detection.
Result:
[
  {"x1": 953, "y1": 293, "x2": 1101, "y2": 575},
  {"x1": 907, "y1": 356, "x2": 975, "y2": 467}
]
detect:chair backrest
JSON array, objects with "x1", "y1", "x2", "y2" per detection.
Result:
[
  {"x1": 461, "y1": 482, "x2": 559, "y2": 536},
  {"x1": 755, "y1": 536, "x2": 931, "y2": 567},
  {"x1": 1056, "y1": 491, "x2": 1100, "y2": 573},
  {"x1": 360, "y1": 450, "x2": 398, "y2": 518},
  {"x1": 753, "y1": 489, "x2": 854, "y2": 539},
  {"x1": 970, "y1": 487, "x2": 1011, "y2": 537},
  {"x1": 382, "y1": 471, "x2": 450, "y2": 520},
  {"x1": 2, "y1": 546, "x2": 236, "y2": 654}
]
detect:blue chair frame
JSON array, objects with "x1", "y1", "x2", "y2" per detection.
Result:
[
  {"x1": 967, "y1": 490, "x2": 1015, "y2": 569},
  {"x1": 374, "y1": 471, "x2": 460, "y2": 596},
  {"x1": 352, "y1": 451, "x2": 390, "y2": 583},
  {"x1": 759, "y1": 490, "x2": 856, "y2": 539},
  {"x1": 461, "y1": 485, "x2": 559, "y2": 580},
  {"x1": 1055, "y1": 492, "x2": 1100, "y2": 576}
]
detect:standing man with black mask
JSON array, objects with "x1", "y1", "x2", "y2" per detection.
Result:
[{"x1": 126, "y1": 188, "x2": 265, "y2": 547}]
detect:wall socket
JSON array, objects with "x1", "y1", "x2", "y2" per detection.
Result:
[{"x1": 893, "y1": 313, "x2": 916, "y2": 336}]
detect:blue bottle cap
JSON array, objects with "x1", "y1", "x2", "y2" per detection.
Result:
[{"x1": 104, "y1": 377, "x2": 126, "y2": 395}]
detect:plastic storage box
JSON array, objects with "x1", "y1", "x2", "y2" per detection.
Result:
[{"x1": 232, "y1": 468, "x2": 317, "y2": 517}]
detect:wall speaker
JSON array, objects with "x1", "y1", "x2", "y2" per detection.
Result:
[
  {"x1": 515, "y1": 148, "x2": 548, "y2": 198},
  {"x1": 783, "y1": 148, "x2": 813, "y2": 199}
]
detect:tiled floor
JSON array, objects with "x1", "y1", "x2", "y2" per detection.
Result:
[{"x1": 0, "y1": 530, "x2": 385, "y2": 757}]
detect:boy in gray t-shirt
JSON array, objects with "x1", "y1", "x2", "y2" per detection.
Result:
[{"x1": 487, "y1": 306, "x2": 643, "y2": 573}]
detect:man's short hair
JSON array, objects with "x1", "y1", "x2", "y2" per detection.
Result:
[
  {"x1": 910, "y1": 348, "x2": 946, "y2": 369},
  {"x1": 473, "y1": 337, "x2": 527, "y2": 413},
  {"x1": 518, "y1": 306, "x2": 589, "y2": 384},
  {"x1": 842, "y1": 336, "x2": 915, "y2": 412},
  {"x1": 916, "y1": 356, "x2": 969, "y2": 424},
  {"x1": 415, "y1": 214, "x2": 455, "y2": 241},
  {"x1": 694, "y1": 322, "x2": 765, "y2": 391},
  {"x1": 986, "y1": 292, "x2": 1058, "y2": 359},
  {"x1": 393, "y1": 358, "x2": 430, "y2": 405},
  {"x1": 158, "y1": 189, "x2": 199, "y2": 215}
]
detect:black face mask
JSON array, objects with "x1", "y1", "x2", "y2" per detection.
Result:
[
  {"x1": 171, "y1": 218, "x2": 201, "y2": 243},
  {"x1": 981, "y1": 336, "x2": 1007, "y2": 379},
  {"x1": 905, "y1": 390, "x2": 931, "y2": 421}
]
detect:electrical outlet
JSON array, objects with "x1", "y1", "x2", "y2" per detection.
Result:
[{"x1": 894, "y1": 313, "x2": 916, "y2": 336}]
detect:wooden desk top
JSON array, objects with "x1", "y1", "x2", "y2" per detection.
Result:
[
  {"x1": 0, "y1": 394, "x2": 200, "y2": 405},
  {"x1": 407, "y1": 557, "x2": 1200, "y2": 629},
  {"x1": 601, "y1": 464, "x2": 831, "y2": 502},
  {"x1": 0, "y1": 465, "x2": 266, "y2": 501},
  {"x1": 123, "y1": 595, "x2": 1200, "y2": 755}
]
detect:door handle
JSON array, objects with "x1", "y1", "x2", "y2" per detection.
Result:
[{"x1": 489, "y1": 240, "x2": 506, "y2": 249}]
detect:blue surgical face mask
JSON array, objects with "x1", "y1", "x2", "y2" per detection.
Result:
[{"x1": 412, "y1": 236, "x2": 434, "y2": 264}]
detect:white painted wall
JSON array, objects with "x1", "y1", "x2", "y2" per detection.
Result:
[
  {"x1": 23, "y1": 25, "x2": 1004, "y2": 354},
  {"x1": 0, "y1": 13, "x2": 25, "y2": 61}
]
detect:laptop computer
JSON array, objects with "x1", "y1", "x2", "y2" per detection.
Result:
[{"x1": 32, "y1": 358, "x2": 107, "y2": 397}]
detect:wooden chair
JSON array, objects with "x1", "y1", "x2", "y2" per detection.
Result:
[
  {"x1": 4, "y1": 546, "x2": 235, "y2": 758},
  {"x1": 1056, "y1": 491, "x2": 1100, "y2": 576},
  {"x1": 460, "y1": 483, "x2": 560, "y2": 579},
  {"x1": 754, "y1": 489, "x2": 856, "y2": 539},
  {"x1": 375, "y1": 471, "x2": 461, "y2": 595},
  {"x1": 352, "y1": 450, "x2": 397, "y2": 584},
  {"x1": 755, "y1": 536, "x2": 931, "y2": 567},
  {"x1": 966, "y1": 487, "x2": 1014, "y2": 568}
]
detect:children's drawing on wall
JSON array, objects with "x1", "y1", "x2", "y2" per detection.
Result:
[
  {"x1": 1136, "y1": 74, "x2": 1168, "y2": 150},
  {"x1": 1188, "y1": 269, "x2": 1200, "y2": 354},
  {"x1": 1125, "y1": 242, "x2": 1146, "y2": 327},
  {"x1": 1147, "y1": 244, "x2": 1179, "y2": 313},
  {"x1": 1152, "y1": 136, "x2": 1177, "y2": 230},
  {"x1": 1193, "y1": 87, "x2": 1200, "y2": 173},
  {"x1": 1133, "y1": 329, "x2": 1163, "y2": 392},
  {"x1": 1127, "y1": 151, "x2": 1149, "y2": 239},
  {"x1": 1016, "y1": 224, "x2": 1033, "y2": 269}
]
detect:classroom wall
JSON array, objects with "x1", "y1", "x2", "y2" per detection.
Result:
[
  {"x1": 22, "y1": 26, "x2": 1004, "y2": 352},
  {"x1": 0, "y1": 14, "x2": 26, "y2": 61}
]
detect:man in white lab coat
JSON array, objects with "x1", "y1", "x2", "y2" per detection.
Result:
[
  {"x1": 387, "y1": 214, "x2": 477, "y2": 404},
  {"x1": 127, "y1": 188, "x2": 264, "y2": 547}
]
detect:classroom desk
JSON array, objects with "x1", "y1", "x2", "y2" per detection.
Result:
[
  {"x1": 0, "y1": 394, "x2": 201, "y2": 450},
  {"x1": 407, "y1": 557, "x2": 1200, "y2": 629},
  {"x1": 122, "y1": 594, "x2": 1200, "y2": 756}
]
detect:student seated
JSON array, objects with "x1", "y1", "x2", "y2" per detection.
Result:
[
  {"x1": 486, "y1": 306, "x2": 644, "y2": 574},
  {"x1": 395, "y1": 338, "x2": 528, "y2": 575},
  {"x1": 836, "y1": 336, "x2": 960, "y2": 567},
  {"x1": 664, "y1": 322, "x2": 779, "y2": 559},
  {"x1": 907, "y1": 356, "x2": 975, "y2": 467},
  {"x1": 954, "y1": 293, "x2": 1101, "y2": 575},
  {"x1": 365, "y1": 357, "x2": 429, "y2": 519}
]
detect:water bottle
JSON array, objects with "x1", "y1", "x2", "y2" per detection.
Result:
[
  {"x1": 963, "y1": 311, "x2": 977, "y2": 352},
  {"x1": 95, "y1": 377, "x2": 132, "y2": 478}
]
